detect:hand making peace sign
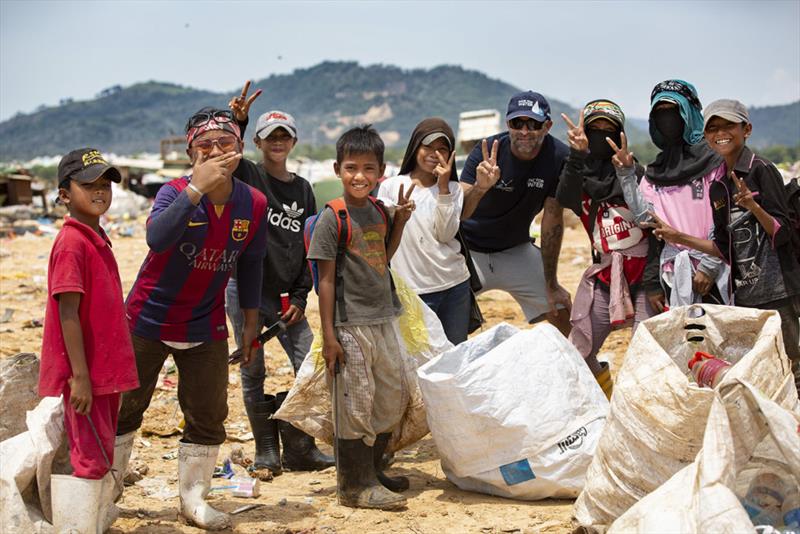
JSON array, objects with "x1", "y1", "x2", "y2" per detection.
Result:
[
  {"x1": 606, "y1": 132, "x2": 635, "y2": 169},
  {"x1": 561, "y1": 110, "x2": 589, "y2": 153},
  {"x1": 433, "y1": 149, "x2": 456, "y2": 192},
  {"x1": 228, "y1": 80, "x2": 263, "y2": 122},
  {"x1": 731, "y1": 171, "x2": 757, "y2": 212},
  {"x1": 394, "y1": 182, "x2": 417, "y2": 224},
  {"x1": 476, "y1": 139, "x2": 501, "y2": 191}
]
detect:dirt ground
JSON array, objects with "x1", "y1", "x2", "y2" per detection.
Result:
[{"x1": 0, "y1": 220, "x2": 632, "y2": 534}]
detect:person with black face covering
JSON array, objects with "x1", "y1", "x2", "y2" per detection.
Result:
[
  {"x1": 555, "y1": 100, "x2": 654, "y2": 399},
  {"x1": 617, "y1": 80, "x2": 730, "y2": 312}
]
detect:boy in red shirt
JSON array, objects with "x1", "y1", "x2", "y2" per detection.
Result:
[{"x1": 39, "y1": 148, "x2": 139, "y2": 533}]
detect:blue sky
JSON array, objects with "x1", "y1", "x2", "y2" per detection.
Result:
[{"x1": 1, "y1": 0, "x2": 798, "y2": 122}]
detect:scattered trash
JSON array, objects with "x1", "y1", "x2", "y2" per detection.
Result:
[
  {"x1": 213, "y1": 459, "x2": 236, "y2": 479},
  {"x1": 304, "y1": 497, "x2": 314, "y2": 505},
  {"x1": 124, "y1": 461, "x2": 148, "y2": 485},
  {"x1": 229, "y1": 445, "x2": 253, "y2": 469},
  {"x1": 105, "y1": 184, "x2": 151, "y2": 219},
  {"x1": 21, "y1": 318, "x2": 42, "y2": 329},
  {"x1": 162, "y1": 450, "x2": 178, "y2": 460},
  {"x1": 136, "y1": 476, "x2": 178, "y2": 500},
  {"x1": 231, "y1": 503, "x2": 264, "y2": 515},
  {"x1": 225, "y1": 421, "x2": 253, "y2": 442},
  {"x1": 248, "y1": 467, "x2": 274, "y2": 482},
  {"x1": 230, "y1": 476, "x2": 260, "y2": 498},
  {"x1": 0, "y1": 308, "x2": 14, "y2": 323},
  {"x1": 688, "y1": 351, "x2": 731, "y2": 388},
  {"x1": 278, "y1": 497, "x2": 288, "y2": 506},
  {"x1": 138, "y1": 438, "x2": 151, "y2": 448}
]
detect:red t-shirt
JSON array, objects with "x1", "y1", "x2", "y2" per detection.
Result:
[{"x1": 39, "y1": 218, "x2": 139, "y2": 397}]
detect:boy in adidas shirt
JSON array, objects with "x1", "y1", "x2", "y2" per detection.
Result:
[{"x1": 226, "y1": 83, "x2": 333, "y2": 474}]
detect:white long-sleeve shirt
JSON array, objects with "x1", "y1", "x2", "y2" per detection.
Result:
[{"x1": 378, "y1": 174, "x2": 470, "y2": 294}]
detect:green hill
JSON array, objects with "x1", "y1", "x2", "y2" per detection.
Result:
[
  {"x1": 0, "y1": 62, "x2": 590, "y2": 161},
  {"x1": 747, "y1": 101, "x2": 800, "y2": 149},
  {"x1": 1, "y1": 61, "x2": 795, "y2": 161}
]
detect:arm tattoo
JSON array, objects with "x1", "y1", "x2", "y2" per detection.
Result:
[{"x1": 541, "y1": 200, "x2": 564, "y2": 287}]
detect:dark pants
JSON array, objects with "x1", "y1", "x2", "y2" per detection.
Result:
[
  {"x1": 117, "y1": 335, "x2": 229, "y2": 445},
  {"x1": 420, "y1": 279, "x2": 471, "y2": 345},
  {"x1": 759, "y1": 295, "x2": 800, "y2": 361},
  {"x1": 225, "y1": 280, "x2": 314, "y2": 406}
]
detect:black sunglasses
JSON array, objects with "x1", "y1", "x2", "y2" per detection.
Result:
[
  {"x1": 185, "y1": 109, "x2": 234, "y2": 133},
  {"x1": 650, "y1": 81, "x2": 702, "y2": 109},
  {"x1": 508, "y1": 117, "x2": 545, "y2": 131}
]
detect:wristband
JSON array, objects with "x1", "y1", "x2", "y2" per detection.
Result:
[{"x1": 187, "y1": 183, "x2": 203, "y2": 196}]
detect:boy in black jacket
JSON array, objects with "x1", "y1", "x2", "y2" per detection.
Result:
[
  {"x1": 227, "y1": 83, "x2": 334, "y2": 473},
  {"x1": 650, "y1": 99, "x2": 800, "y2": 396}
]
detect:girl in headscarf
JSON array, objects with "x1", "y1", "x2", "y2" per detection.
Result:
[
  {"x1": 556, "y1": 100, "x2": 653, "y2": 399},
  {"x1": 378, "y1": 118, "x2": 471, "y2": 344},
  {"x1": 619, "y1": 80, "x2": 730, "y2": 312}
]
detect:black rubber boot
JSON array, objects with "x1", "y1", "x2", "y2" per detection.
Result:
[
  {"x1": 244, "y1": 394, "x2": 282, "y2": 475},
  {"x1": 336, "y1": 438, "x2": 406, "y2": 510},
  {"x1": 373, "y1": 433, "x2": 409, "y2": 492},
  {"x1": 275, "y1": 391, "x2": 335, "y2": 471}
]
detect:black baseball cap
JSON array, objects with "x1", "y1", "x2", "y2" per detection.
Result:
[{"x1": 57, "y1": 148, "x2": 121, "y2": 187}]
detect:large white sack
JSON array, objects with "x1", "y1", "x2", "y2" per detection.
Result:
[
  {"x1": 609, "y1": 380, "x2": 800, "y2": 533},
  {"x1": 574, "y1": 304, "x2": 799, "y2": 530},
  {"x1": 274, "y1": 271, "x2": 453, "y2": 453},
  {"x1": 0, "y1": 397, "x2": 65, "y2": 534},
  {"x1": 417, "y1": 322, "x2": 609, "y2": 500}
]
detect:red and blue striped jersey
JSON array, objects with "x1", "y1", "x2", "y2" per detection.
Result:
[{"x1": 126, "y1": 176, "x2": 267, "y2": 342}]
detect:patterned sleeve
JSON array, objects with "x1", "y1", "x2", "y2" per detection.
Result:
[{"x1": 145, "y1": 181, "x2": 197, "y2": 252}]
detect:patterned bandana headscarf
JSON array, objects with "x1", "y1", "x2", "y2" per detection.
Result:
[
  {"x1": 185, "y1": 107, "x2": 242, "y2": 147},
  {"x1": 578, "y1": 99, "x2": 642, "y2": 202},
  {"x1": 645, "y1": 80, "x2": 722, "y2": 186},
  {"x1": 584, "y1": 99, "x2": 625, "y2": 130}
]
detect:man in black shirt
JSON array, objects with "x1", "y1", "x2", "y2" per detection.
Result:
[{"x1": 460, "y1": 91, "x2": 572, "y2": 335}]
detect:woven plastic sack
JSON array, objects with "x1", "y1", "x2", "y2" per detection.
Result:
[
  {"x1": 574, "y1": 304, "x2": 799, "y2": 530},
  {"x1": 0, "y1": 397, "x2": 65, "y2": 534},
  {"x1": 417, "y1": 322, "x2": 609, "y2": 500},
  {"x1": 274, "y1": 271, "x2": 452, "y2": 453},
  {"x1": 609, "y1": 380, "x2": 800, "y2": 533}
]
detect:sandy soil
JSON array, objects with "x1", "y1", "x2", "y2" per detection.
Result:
[{"x1": 0, "y1": 220, "x2": 632, "y2": 534}]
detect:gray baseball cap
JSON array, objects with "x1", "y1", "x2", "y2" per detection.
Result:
[
  {"x1": 703, "y1": 99, "x2": 749, "y2": 128},
  {"x1": 256, "y1": 110, "x2": 297, "y2": 139}
]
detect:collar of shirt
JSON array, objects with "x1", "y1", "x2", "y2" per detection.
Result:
[
  {"x1": 63, "y1": 216, "x2": 112, "y2": 248},
  {"x1": 733, "y1": 146, "x2": 756, "y2": 175}
]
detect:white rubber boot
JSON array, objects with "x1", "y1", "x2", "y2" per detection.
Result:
[
  {"x1": 111, "y1": 431, "x2": 135, "y2": 502},
  {"x1": 178, "y1": 443, "x2": 230, "y2": 530},
  {"x1": 96, "y1": 472, "x2": 119, "y2": 533},
  {"x1": 51, "y1": 474, "x2": 103, "y2": 534}
]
